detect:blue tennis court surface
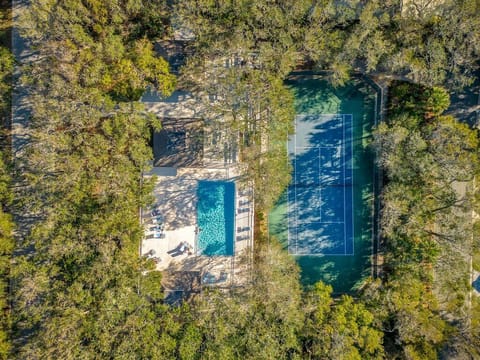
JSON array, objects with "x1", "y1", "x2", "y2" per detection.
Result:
[{"x1": 288, "y1": 114, "x2": 353, "y2": 255}]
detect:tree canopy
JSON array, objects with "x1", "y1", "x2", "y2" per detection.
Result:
[
  {"x1": 22, "y1": 0, "x2": 175, "y2": 100},
  {"x1": 4, "y1": 1, "x2": 480, "y2": 359},
  {"x1": 371, "y1": 81, "x2": 480, "y2": 359}
]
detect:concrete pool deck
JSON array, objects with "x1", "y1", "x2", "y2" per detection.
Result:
[{"x1": 141, "y1": 165, "x2": 254, "y2": 293}]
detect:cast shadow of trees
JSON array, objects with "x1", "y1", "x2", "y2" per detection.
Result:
[{"x1": 272, "y1": 75, "x2": 376, "y2": 291}]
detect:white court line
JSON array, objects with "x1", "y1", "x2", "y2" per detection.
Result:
[
  {"x1": 293, "y1": 118, "x2": 298, "y2": 253},
  {"x1": 289, "y1": 252, "x2": 354, "y2": 256},
  {"x1": 285, "y1": 128, "x2": 289, "y2": 255},
  {"x1": 344, "y1": 114, "x2": 354, "y2": 256},
  {"x1": 349, "y1": 114, "x2": 355, "y2": 256},
  {"x1": 342, "y1": 114, "x2": 354, "y2": 256},
  {"x1": 318, "y1": 147, "x2": 322, "y2": 222},
  {"x1": 296, "y1": 114, "x2": 353, "y2": 116},
  {"x1": 291, "y1": 220, "x2": 345, "y2": 224},
  {"x1": 289, "y1": 114, "x2": 355, "y2": 256},
  {"x1": 343, "y1": 115, "x2": 346, "y2": 255}
]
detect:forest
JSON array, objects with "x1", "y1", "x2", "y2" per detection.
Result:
[{"x1": 1, "y1": 0, "x2": 480, "y2": 359}]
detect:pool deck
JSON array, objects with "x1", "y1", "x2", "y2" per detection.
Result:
[{"x1": 141, "y1": 165, "x2": 254, "y2": 295}]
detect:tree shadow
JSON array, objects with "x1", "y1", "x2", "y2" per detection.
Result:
[
  {"x1": 445, "y1": 74, "x2": 480, "y2": 126},
  {"x1": 270, "y1": 74, "x2": 377, "y2": 293},
  {"x1": 151, "y1": 169, "x2": 228, "y2": 230},
  {"x1": 473, "y1": 273, "x2": 480, "y2": 293},
  {"x1": 151, "y1": 174, "x2": 197, "y2": 230}
]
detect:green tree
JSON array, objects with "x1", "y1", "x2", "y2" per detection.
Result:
[
  {"x1": 177, "y1": 0, "x2": 311, "y2": 77},
  {"x1": 0, "y1": 10, "x2": 14, "y2": 356},
  {"x1": 0, "y1": 152, "x2": 13, "y2": 360},
  {"x1": 183, "y1": 62, "x2": 295, "y2": 211},
  {"x1": 0, "y1": 47, "x2": 13, "y2": 117},
  {"x1": 372, "y1": 82, "x2": 479, "y2": 359},
  {"x1": 303, "y1": 1, "x2": 480, "y2": 88},
  {"x1": 12, "y1": 91, "x2": 183, "y2": 358},
  {"x1": 12, "y1": 1, "x2": 180, "y2": 353},
  {"x1": 177, "y1": 241, "x2": 304, "y2": 360},
  {"x1": 363, "y1": 274, "x2": 448, "y2": 360},
  {"x1": 21, "y1": 0, "x2": 175, "y2": 101},
  {"x1": 302, "y1": 282, "x2": 384, "y2": 360}
]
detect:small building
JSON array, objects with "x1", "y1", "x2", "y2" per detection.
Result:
[{"x1": 152, "y1": 117, "x2": 204, "y2": 168}]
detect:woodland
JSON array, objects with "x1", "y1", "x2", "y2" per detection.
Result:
[{"x1": 1, "y1": 0, "x2": 480, "y2": 359}]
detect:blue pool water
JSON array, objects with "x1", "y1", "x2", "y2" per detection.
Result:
[{"x1": 197, "y1": 181, "x2": 235, "y2": 256}]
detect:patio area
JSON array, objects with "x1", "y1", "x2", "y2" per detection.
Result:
[{"x1": 141, "y1": 165, "x2": 254, "y2": 297}]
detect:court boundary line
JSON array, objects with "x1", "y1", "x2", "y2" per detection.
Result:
[
  {"x1": 343, "y1": 114, "x2": 346, "y2": 255},
  {"x1": 318, "y1": 147, "x2": 322, "y2": 222},
  {"x1": 287, "y1": 116, "x2": 298, "y2": 252},
  {"x1": 347, "y1": 114, "x2": 355, "y2": 256},
  {"x1": 289, "y1": 252, "x2": 355, "y2": 256},
  {"x1": 288, "y1": 113, "x2": 355, "y2": 256}
]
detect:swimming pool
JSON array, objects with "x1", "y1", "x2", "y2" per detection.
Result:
[{"x1": 197, "y1": 181, "x2": 235, "y2": 256}]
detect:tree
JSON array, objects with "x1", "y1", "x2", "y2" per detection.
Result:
[
  {"x1": 0, "y1": 47, "x2": 13, "y2": 119},
  {"x1": 303, "y1": 1, "x2": 480, "y2": 88},
  {"x1": 0, "y1": 152, "x2": 13, "y2": 360},
  {"x1": 301, "y1": 282, "x2": 384, "y2": 360},
  {"x1": 0, "y1": 15, "x2": 14, "y2": 356},
  {"x1": 176, "y1": 241, "x2": 304, "y2": 360},
  {"x1": 182, "y1": 61, "x2": 295, "y2": 212},
  {"x1": 176, "y1": 0, "x2": 311, "y2": 77},
  {"x1": 11, "y1": 1, "x2": 180, "y2": 355},
  {"x1": 423, "y1": 87, "x2": 450, "y2": 118},
  {"x1": 366, "y1": 273, "x2": 448, "y2": 360},
  {"x1": 10, "y1": 2, "x2": 480, "y2": 358},
  {"x1": 21, "y1": 0, "x2": 175, "y2": 101},
  {"x1": 372, "y1": 82, "x2": 479, "y2": 359}
]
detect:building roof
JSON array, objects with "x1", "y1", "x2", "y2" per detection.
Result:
[{"x1": 153, "y1": 118, "x2": 204, "y2": 168}]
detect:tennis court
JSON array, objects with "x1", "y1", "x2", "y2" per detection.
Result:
[
  {"x1": 269, "y1": 73, "x2": 378, "y2": 293},
  {"x1": 288, "y1": 114, "x2": 353, "y2": 255}
]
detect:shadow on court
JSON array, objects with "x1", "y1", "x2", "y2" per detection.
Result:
[
  {"x1": 288, "y1": 114, "x2": 353, "y2": 255},
  {"x1": 269, "y1": 74, "x2": 377, "y2": 294}
]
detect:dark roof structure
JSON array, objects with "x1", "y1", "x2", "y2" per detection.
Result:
[{"x1": 153, "y1": 118, "x2": 204, "y2": 168}]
